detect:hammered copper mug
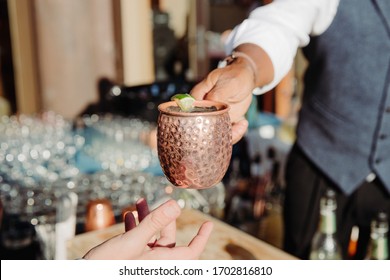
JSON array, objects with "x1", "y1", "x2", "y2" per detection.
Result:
[{"x1": 157, "y1": 100, "x2": 232, "y2": 189}]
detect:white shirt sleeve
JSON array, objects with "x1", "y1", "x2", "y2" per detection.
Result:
[{"x1": 225, "y1": 0, "x2": 339, "y2": 94}]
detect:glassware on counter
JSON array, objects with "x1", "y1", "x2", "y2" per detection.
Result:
[
  {"x1": 0, "y1": 112, "x2": 227, "y2": 259},
  {"x1": 80, "y1": 114, "x2": 159, "y2": 175}
]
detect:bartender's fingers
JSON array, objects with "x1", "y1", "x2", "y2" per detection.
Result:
[
  {"x1": 191, "y1": 67, "x2": 241, "y2": 101},
  {"x1": 232, "y1": 119, "x2": 249, "y2": 144},
  {"x1": 191, "y1": 65, "x2": 253, "y2": 102},
  {"x1": 190, "y1": 71, "x2": 218, "y2": 100},
  {"x1": 132, "y1": 199, "x2": 181, "y2": 248}
]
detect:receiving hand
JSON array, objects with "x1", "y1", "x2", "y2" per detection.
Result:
[{"x1": 83, "y1": 199, "x2": 213, "y2": 260}]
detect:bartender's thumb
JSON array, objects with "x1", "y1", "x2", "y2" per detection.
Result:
[{"x1": 134, "y1": 199, "x2": 181, "y2": 246}]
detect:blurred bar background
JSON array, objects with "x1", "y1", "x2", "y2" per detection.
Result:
[{"x1": 0, "y1": 0, "x2": 304, "y2": 260}]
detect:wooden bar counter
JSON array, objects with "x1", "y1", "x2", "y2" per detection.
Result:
[{"x1": 67, "y1": 208, "x2": 297, "y2": 260}]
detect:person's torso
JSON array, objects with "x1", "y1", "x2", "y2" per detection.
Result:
[{"x1": 297, "y1": 0, "x2": 390, "y2": 194}]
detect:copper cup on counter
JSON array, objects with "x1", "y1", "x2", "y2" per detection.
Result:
[
  {"x1": 157, "y1": 100, "x2": 232, "y2": 189},
  {"x1": 0, "y1": 199, "x2": 3, "y2": 230},
  {"x1": 85, "y1": 198, "x2": 115, "y2": 232}
]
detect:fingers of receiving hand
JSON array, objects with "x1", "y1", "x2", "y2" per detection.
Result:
[
  {"x1": 143, "y1": 221, "x2": 214, "y2": 260},
  {"x1": 173, "y1": 221, "x2": 214, "y2": 259},
  {"x1": 129, "y1": 199, "x2": 181, "y2": 247},
  {"x1": 187, "y1": 221, "x2": 214, "y2": 257},
  {"x1": 232, "y1": 119, "x2": 249, "y2": 144},
  {"x1": 154, "y1": 219, "x2": 176, "y2": 248}
]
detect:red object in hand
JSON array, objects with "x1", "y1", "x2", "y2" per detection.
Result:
[
  {"x1": 123, "y1": 198, "x2": 150, "y2": 232},
  {"x1": 124, "y1": 211, "x2": 136, "y2": 232},
  {"x1": 136, "y1": 198, "x2": 150, "y2": 222},
  {"x1": 123, "y1": 198, "x2": 157, "y2": 247}
]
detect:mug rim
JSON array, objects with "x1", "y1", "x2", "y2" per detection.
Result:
[{"x1": 158, "y1": 100, "x2": 230, "y2": 116}]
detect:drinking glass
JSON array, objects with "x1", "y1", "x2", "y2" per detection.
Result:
[{"x1": 157, "y1": 100, "x2": 232, "y2": 189}]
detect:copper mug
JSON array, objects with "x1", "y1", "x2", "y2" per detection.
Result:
[
  {"x1": 0, "y1": 199, "x2": 3, "y2": 230},
  {"x1": 157, "y1": 100, "x2": 232, "y2": 189},
  {"x1": 85, "y1": 198, "x2": 115, "y2": 231}
]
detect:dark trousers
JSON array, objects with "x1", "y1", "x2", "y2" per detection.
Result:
[{"x1": 283, "y1": 144, "x2": 390, "y2": 259}]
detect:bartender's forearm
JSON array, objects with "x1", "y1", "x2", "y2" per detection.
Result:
[{"x1": 233, "y1": 43, "x2": 275, "y2": 88}]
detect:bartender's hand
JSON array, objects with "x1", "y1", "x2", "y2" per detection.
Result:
[
  {"x1": 191, "y1": 43, "x2": 274, "y2": 144},
  {"x1": 83, "y1": 199, "x2": 214, "y2": 260},
  {"x1": 191, "y1": 60, "x2": 253, "y2": 144}
]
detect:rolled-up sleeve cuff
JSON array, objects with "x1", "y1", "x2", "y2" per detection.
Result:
[{"x1": 225, "y1": 19, "x2": 304, "y2": 95}]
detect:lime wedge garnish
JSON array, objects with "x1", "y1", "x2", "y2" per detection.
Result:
[{"x1": 171, "y1": 93, "x2": 195, "y2": 112}]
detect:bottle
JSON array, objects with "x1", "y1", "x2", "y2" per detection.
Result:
[
  {"x1": 309, "y1": 189, "x2": 342, "y2": 260},
  {"x1": 366, "y1": 212, "x2": 389, "y2": 260}
]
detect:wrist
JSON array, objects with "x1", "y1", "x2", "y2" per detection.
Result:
[{"x1": 222, "y1": 51, "x2": 259, "y2": 87}]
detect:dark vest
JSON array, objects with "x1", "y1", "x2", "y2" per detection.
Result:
[{"x1": 298, "y1": 0, "x2": 390, "y2": 195}]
